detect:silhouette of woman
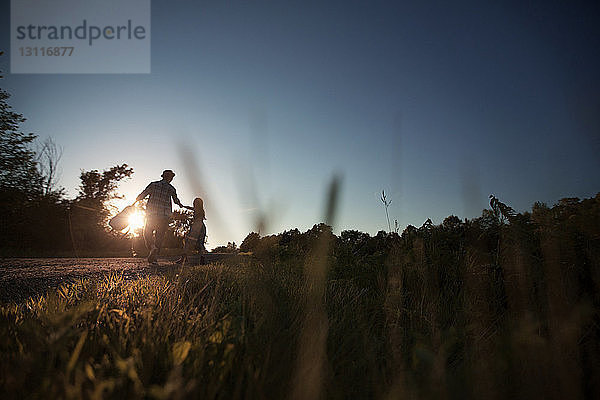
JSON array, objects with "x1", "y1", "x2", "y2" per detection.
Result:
[{"x1": 176, "y1": 197, "x2": 207, "y2": 265}]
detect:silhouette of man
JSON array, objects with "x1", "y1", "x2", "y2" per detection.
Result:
[{"x1": 133, "y1": 169, "x2": 184, "y2": 264}]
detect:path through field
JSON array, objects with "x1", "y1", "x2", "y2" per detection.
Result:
[{"x1": 0, "y1": 254, "x2": 234, "y2": 303}]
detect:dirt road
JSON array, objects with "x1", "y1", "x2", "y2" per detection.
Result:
[{"x1": 0, "y1": 254, "x2": 236, "y2": 303}]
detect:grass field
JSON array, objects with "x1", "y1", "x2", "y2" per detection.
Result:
[
  {"x1": 0, "y1": 260, "x2": 389, "y2": 399},
  {"x1": 1, "y1": 195, "x2": 599, "y2": 399},
  {"x1": 1, "y1": 253, "x2": 597, "y2": 400}
]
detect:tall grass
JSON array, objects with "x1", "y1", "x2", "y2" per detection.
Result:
[
  {"x1": 0, "y1": 260, "x2": 388, "y2": 399},
  {"x1": 1, "y1": 194, "x2": 599, "y2": 399}
]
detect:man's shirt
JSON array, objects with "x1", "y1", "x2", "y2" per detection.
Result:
[{"x1": 139, "y1": 179, "x2": 179, "y2": 217}]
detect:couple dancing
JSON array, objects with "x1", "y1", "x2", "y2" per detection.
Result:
[{"x1": 132, "y1": 169, "x2": 206, "y2": 265}]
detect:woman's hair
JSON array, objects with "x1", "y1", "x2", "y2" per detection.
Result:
[{"x1": 193, "y1": 197, "x2": 205, "y2": 220}]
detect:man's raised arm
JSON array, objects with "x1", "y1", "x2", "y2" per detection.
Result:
[{"x1": 132, "y1": 183, "x2": 152, "y2": 205}]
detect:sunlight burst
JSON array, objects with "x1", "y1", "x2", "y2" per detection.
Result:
[{"x1": 128, "y1": 209, "x2": 145, "y2": 234}]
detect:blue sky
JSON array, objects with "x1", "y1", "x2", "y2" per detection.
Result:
[{"x1": 1, "y1": 0, "x2": 599, "y2": 248}]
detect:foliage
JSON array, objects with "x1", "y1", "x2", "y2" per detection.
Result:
[
  {"x1": 77, "y1": 164, "x2": 134, "y2": 204},
  {"x1": 0, "y1": 85, "x2": 69, "y2": 252},
  {"x1": 0, "y1": 84, "x2": 136, "y2": 255},
  {"x1": 66, "y1": 164, "x2": 134, "y2": 252},
  {"x1": 212, "y1": 242, "x2": 238, "y2": 254},
  {"x1": 489, "y1": 194, "x2": 516, "y2": 224},
  {"x1": 239, "y1": 232, "x2": 259, "y2": 253},
  {"x1": 170, "y1": 209, "x2": 194, "y2": 239},
  {"x1": 36, "y1": 137, "x2": 64, "y2": 197},
  {"x1": 2, "y1": 193, "x2": 599, "y2": 399},
  {"x1": 0, "y1": 88, "x2": 42, "y2": 196},
  {"x1": 234, "y1": 193, "x2": 599, "y2": 399}
]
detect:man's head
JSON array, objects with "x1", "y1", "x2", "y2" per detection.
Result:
[{"x1": 161, "y1": 169, "x2": 175, "y2": 182}]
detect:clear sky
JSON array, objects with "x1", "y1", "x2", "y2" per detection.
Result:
[{"x1": 1, "y1": 0, "x2": 599, "y2": 248}]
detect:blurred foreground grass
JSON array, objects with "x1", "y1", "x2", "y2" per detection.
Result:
[
  {"x1": 1, "y1": 194, "x2": 599, "y2": 399},
  {"x1": 0, "y1": 260, "x2": 388, "y2": 399}
]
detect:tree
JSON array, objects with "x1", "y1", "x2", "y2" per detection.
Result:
[
  {"x1": 339, "y1": 229, "x2": 370, "y2": 249},
  {"x1": 69, "y1": 164, "x2": 134, "y2": 249},
  {"x1": 213, "y1": 242, "x2": 238, "y2": 253},
  {"x1": 74, "y1": 163, "x2": 133, "y2": 226},
  {"x1": 240, "y1": 232, "x2": 260, "y2": 252},
  {"x1": 77, "y1": 164, "x2": 134, "y2": 203},
  {"x1": 0, "y1": 57, "x2": 69, "y2": 253},
  {"x1": 442, "y1": 215, "x2": 463, "y2": 231},
  {"x1": 170, "y1": 209, "x2": 194, "y2": 238},
  {"x1": 0, "y1": 87, "x2": 42, "y2": 196},
  {"x1": 36, "y1": 137, "x2": 63, "y2": 197}
]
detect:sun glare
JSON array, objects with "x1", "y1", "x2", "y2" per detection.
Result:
[
  {"x1": 108, "y1": 196, "x2": 146, "y2": 236},
  {"x1": 128, "y1": 209, "x2": 145, "y2": 234}
]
